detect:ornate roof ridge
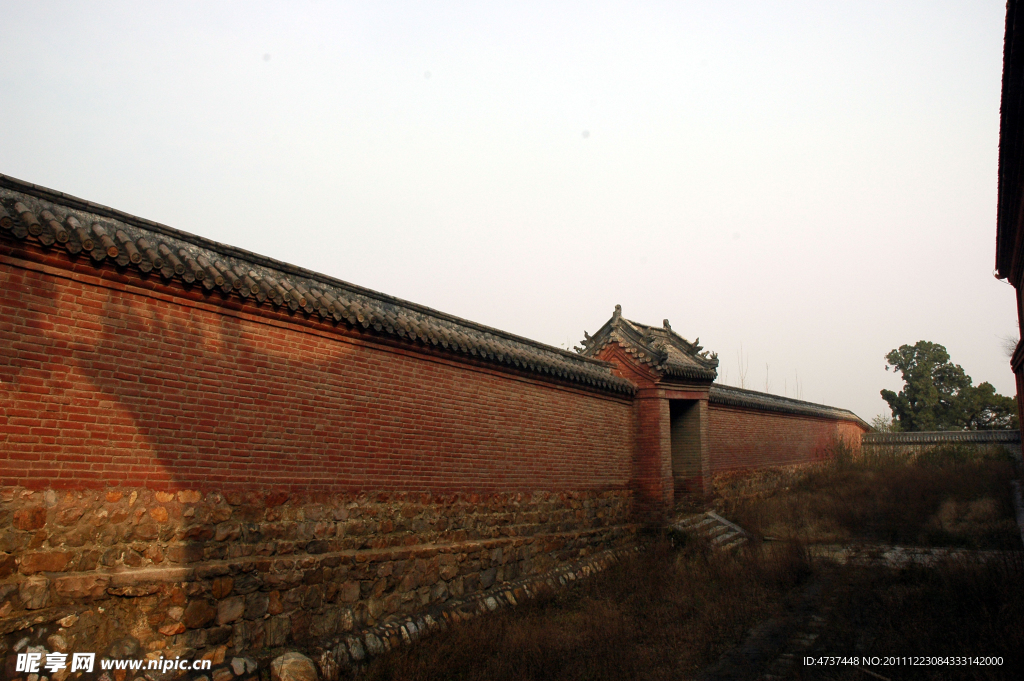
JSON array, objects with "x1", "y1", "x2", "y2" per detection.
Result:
[
  {"x1": 576, "y1": 305, "x2": 718, "y2": 381},
  {"x1": 0, "y1": 174, "x2": 635, "y2": 396}
]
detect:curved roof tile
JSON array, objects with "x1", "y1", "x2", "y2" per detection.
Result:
[
  {"x1": 0, "y1": 174, "x2": 635, "y2": 397},
  {"x1": 709, "y1": 384, "x2": 868, "y2": 426}
]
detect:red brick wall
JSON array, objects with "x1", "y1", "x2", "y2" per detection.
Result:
[
  {"x1": 707, "y1": 403, "x2": 865, "y2": 473},
  {"x1": 0, "y1": 254, "x2": 635, "y2": 494}
]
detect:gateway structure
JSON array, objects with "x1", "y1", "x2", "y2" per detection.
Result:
[{"x1": 0, "y1": 174, "x2": 866, "y2": 663}]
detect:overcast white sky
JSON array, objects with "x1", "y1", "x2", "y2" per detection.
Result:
[{"x1": 1, "y1": 1, "x2": 1016, "y2": 422}]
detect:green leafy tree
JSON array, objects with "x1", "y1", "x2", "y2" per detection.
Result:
[
  {"x1": 881, "y1": 341, "x2": 1018, "y2": 431},
  {"x1": 960, "y1": 381, "x2": 1018, "y2": 430}
]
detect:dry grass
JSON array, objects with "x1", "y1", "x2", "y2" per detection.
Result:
[
  {"x1": 360, "y1": 448, "x2": 1023, "y2": 679},
  {"x1": 713, "y1": 443, "x2": 1020, "y2": 549},
  {"x1": 362, "y1": 538, "x2": 812, "y2": 681}
]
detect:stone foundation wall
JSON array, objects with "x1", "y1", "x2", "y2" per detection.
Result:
[{"x1": 1, "y1": 486, "x2": 635, "y2": 678}]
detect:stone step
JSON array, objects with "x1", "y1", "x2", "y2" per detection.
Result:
[
  {"x1": 707, "y1": 524, "x2": 731, "y2": 538},
  {"x1": 672, "y1": 511, "x2": 753, "y2": 552},
  {"x1": 720, "y1": 537, "x2": 747, "y2": 551},
  {"x1": 712, "y1": 530, "x2": 739, "y2": 544}
]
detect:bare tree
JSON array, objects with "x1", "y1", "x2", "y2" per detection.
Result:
[
  {"x1": 737, "y1": 345, "x2": 749, "y2": 389},
  {"x1": 1001, "y1": 334, "x2": 1019, "y2": 359},
  {"x1": 870, "y1": 413, "x2": 899, "y2": 432}
]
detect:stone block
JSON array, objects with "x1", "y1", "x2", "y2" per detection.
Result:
[
  {"x1": 206, "y1": 625, "x2": 232, "y2": 646},
  {"x1": 265, "y1": 615, "x2": 290, "y2": 647},
  {"x1": 0, "y1": 553, "x2": 16, "y2": 579},
  {"x1": 132, "y1": 524, "x2": 160, "y2": 540},
  {"x1": 217, "y1": 596, "x2": 245, "y2": 625},
  {"x1": 301, "y1": 584, "x2": 323, "y2": 610},
  {"x1": 56, "y1": 507, "x2": 85, "y2": 526},
  {"x1": 13, "y1": 507, "x2": 47, "y2": 531},
  {"x1": 19, "y1": 551, "x2": 70, "y2": 574},
  {"x1": 54, "y1": 574, "x2": 109, "y2": 599},
  {"x1": 211, "y1": 576, "x2": 234, "y2": 599},
  {"x1": 19, "y1": 576, "x2": 50, "y2": 609},
  {"x1": 268, "y1": 590, "x2": 284, "y2": 615},
  {"x1": 182, "y1": 600, "x2": 218, "y2": 629},
  {"x1": 244, "y1": 591, "x2": 269, "y2": 620},
  {"x1": 232, "y1": 619, "x2": 265, "y2": 651},
  {"x1": 233, "y1": 572, "x2": 261, "y2": 594},
  {"x1": 438, "y1": 559, "x2": 458, "y2": 581},
  {"x1": 290, "y1": 609, "x2": 311, "y2": 640},
  {"x1": 158, "y1": 622, "x2": 185, "y2": 636},
  {"x1": 306, "y1": 540, "x2": 330, "y2": 554},
  {"x1": 212, "y1": 666, "x2": 234, "y2": 681},
  {"x1": 271, "y1": 652, "x2": 318, "y2": 681},
  {"x1": 310, "y1": 605, "x2": 340, "y2": 638},
  {"x1": 430, "y1": 580, "x2": 448, "y2": 602},
  {"x1": 337, "y1": 581, "x2": 359, "y2": 603},
  {"x1": 338, "y1": 607, "x2": 354, "y2": 632},
  {"x1": 215, "y1": 522, "x2": 241, "y2": 542}
]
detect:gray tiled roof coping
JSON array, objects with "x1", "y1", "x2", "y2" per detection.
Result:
[
  {"x1": 709, "y1": 384, "x2": 868, "y2": 427},
  {"x1": 863, "y1": 430, "x2": 1021, "y2": 444},
  {"x1": 0, "y1": 173, "x2": 635, "y2": 396}
]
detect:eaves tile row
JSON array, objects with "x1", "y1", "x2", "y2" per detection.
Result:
[
  {"x1": 0, "y1": 175, "x2": 634, "y2": 396},
  {"x1": 709, "y1": 384, "x2": 867, "y2": 426}
]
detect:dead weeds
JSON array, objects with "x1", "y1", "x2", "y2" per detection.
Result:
[
  {"x1": 713, "y1": 443, "x2": 1020, "y2": 549},
  {"x1": 361, "y1": 539, "x2": 811, "y2": 681},
  {"x1": 360, "y1": 447, "x2": 1023, "y2": 679}
]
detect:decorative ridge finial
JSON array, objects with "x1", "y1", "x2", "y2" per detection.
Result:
[
  {"x1": 613, "y1": 304, "x2": 621, "y2": 320},
  {"x1": 663, "y1": 318, "x2": 671, "y2": 330}
]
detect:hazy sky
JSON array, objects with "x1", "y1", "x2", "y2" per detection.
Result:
[{"x1": 1, "y1": 1, "x2": 1015, "y2": 422}]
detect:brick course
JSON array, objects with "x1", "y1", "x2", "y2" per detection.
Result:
[{"x1": 0, "y1": 254, "x2": 635, "y2": 494}]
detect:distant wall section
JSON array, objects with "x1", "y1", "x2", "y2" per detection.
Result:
[{"x1": 706, "y1": 385, "x2": 868, "y2": 475}]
